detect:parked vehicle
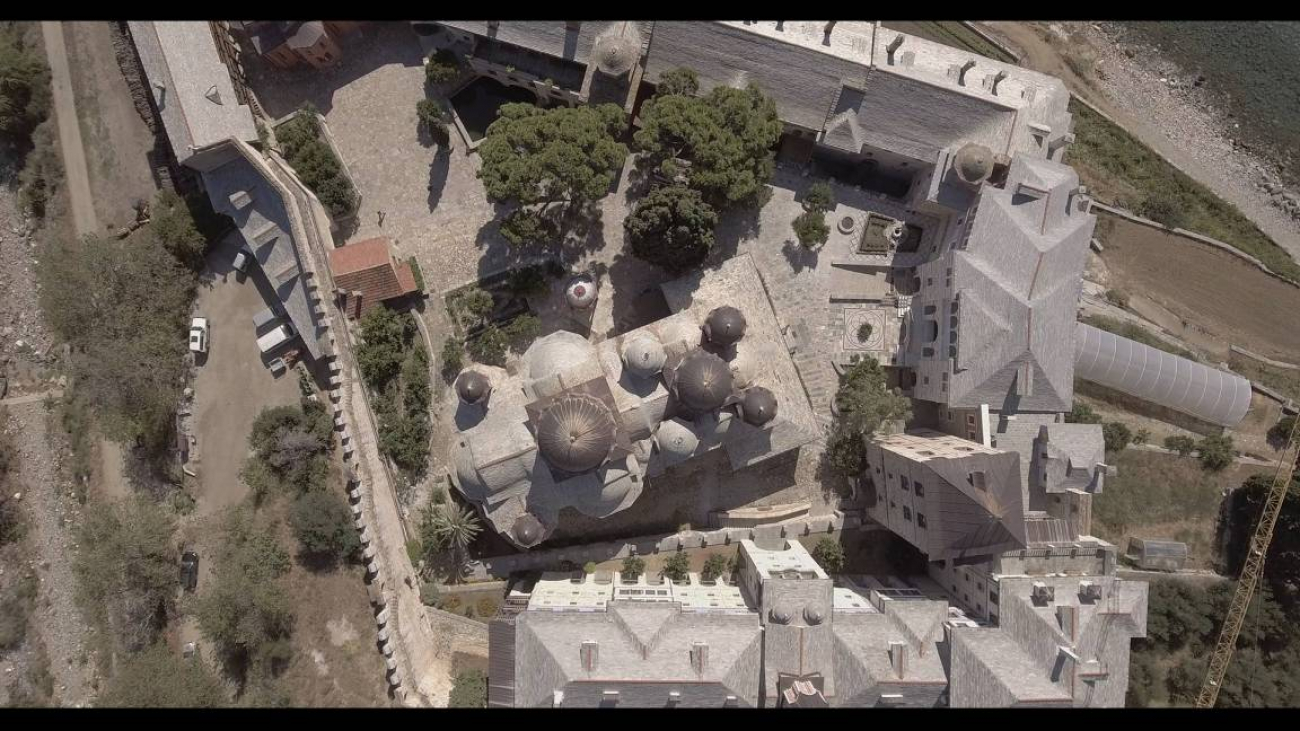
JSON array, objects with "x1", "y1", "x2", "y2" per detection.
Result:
[
  {"x1": 256, "y1": 322, "x2": 297, "y2": 354},
  {"x1": 180, "y1": 550, "x2": 199, "y2": 591},
  {"x1": 251, "y1": 302, "x2": 285, "y2": 332},
  {"x1": 232, "y1": 248, "x2": 253, "y2": 274},
  {"x1": 188, "y1": 317, "x2": 209, "y2": 354}
]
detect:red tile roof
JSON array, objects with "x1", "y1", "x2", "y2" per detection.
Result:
[{"x1": 329, "y1": 237, "x2": 420, "y2": 317}]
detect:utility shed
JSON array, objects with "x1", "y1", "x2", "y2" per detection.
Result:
[{"x1": 1125, "y1": 538, "x2": 1188, "y2": 572}]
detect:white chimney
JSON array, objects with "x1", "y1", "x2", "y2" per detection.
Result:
[
  {"x1": 888, "y1": 640, "x2": 908, "y2": 679},
  {"x1": 581, "y1": 640, "x2": 598, "y2": 672},
  {"x1": 690, "y1": 641, "x2": 709, "y2": 676}
]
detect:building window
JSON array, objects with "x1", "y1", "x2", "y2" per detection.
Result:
[
  {"x1": 989, "y1": 591, "x2": 999, "y2": 605},
  {"x1": 917, "y1": 513, "x2": 927, "y2": 528},
  {"x1": 900, "y1": 476, "x2": 910, "y2": 492},
  {"x1": 903, "y1": 507, "x2": 912, "y2": 522},
  {"x1": 989, "y1": 612, "x2": 999, "y2": 624},
  {"x1": 966, "y1": 414, "x2": 976, "y2": 426},
  {"x1": 923, "y1": 376, "x2": 930, "y2": 385},
  {"x1": 977, "y1": 581, "x2": 983, "y2": 592},
  {"x1": 915, "y1": 482, "x2": 924, "y2": 497}
]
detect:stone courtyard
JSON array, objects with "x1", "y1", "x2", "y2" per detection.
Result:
[{"x1": 244, "y1": 21, "x2": 941, "y2": 551}]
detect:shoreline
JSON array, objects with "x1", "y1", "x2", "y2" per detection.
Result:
[{"x1": 1072, "y1": 21, "x2": 1300, "y2": 261}]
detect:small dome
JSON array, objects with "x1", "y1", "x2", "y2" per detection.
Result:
[
  {"x1": 455, "y1": 370, "x2": 491, "y2": 405},
  {"x1": 535, "y1": 393, "x2": 617, "y2": 474},
  {"x1": 527, "y1": 330, "x2": 597, "y2": 382},
  {"x1": 739, "y1": 386, "x2": 778, "y2": 426},
  {"x1": 770, "y1": 605, "x2": 793, "y2": 624},
  {"x1": 566, "y1": 275, "x2": 597, "y2": 309},
  {"x1": 592, "y1": 23, "x2": 641, "y2": 77},
  {"x1": 954, "y1": 143, "x2": 993, "y2": 185},
  {"x1": 671, "y1": 349, "x2": 734, "y2": 413},
  {"x1": 703, "y1": 306, "x2": 747, "y2": 346},
  {"x1": 621, "y1": 333, "x2": 666, "y2": 378},
  {"x1": 654, "y1": 418, "x2": 699, "y2": 461},
  {"x1": 803, "y1": 605, "x2": 824, "y2": 625},
  {"x1": 512, "y1": 514, "x2": 544, "y2": 547}
]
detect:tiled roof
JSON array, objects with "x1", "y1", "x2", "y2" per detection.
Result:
[{"x1": 328, "y1": 237, "x2": 418, "y2": 315}]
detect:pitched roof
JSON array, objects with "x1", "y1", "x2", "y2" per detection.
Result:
[{"x1": 328, "y1": 237, "x2": 419, "y2": 314}]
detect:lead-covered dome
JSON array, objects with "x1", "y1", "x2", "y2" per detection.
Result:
[
  {"x1": 454, "y1": 370, "x2": 491, "y2": 405},
  {"x1": 739, "y1": 386, "x2": 778, "y2": 426},
  {"x1": 592, "y1": 23, "x2": 641, "y2": 77},
  {"x1": 512, "y1": 514, "x2": 544, "y2": 547},
  {"x1": 954, "y1": 142, "x2": 993, "y2": 185},
  {"x1": 526, "y1": 330, "x2": 597, "y2": 382},
  {"x1": 621, "y1": 333, "x2": 666, "y2": 378},
  {"x1": 703, "y1": 306, "x2": 747, "y2": 346},
  {"x1": 671, "y1": 349, "x2": 734, "y2": 412},
  {"x1": 535, "y1": 393, "x2": 617, "y2": 473},
  {"x1": 654, "y1": 417, "x2": 699, "y2": 462}
]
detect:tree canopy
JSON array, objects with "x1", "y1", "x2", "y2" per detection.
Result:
[
  {"x1": 624, "y1": 183, "x2": 718, "y2": 273},
  {"x1": 241, "y1": 402, "x2": 332, "y2": 499},
  {"x1": 99, "y1": 643, "x2": 227, "y2": 708},
  {"x1": 448, "y1": 669, "x2": 487, "y2": 708},
  {"x1": 0, "y1": 22, "x2": 50, "y2": 151},
  {"x1": 655, "y1": 67, "x2": 699, "y2": 97},
  {"x1": 824, "y1": 356, "x2": 911, "y2": 477},
  {"x1": 811, "y1": 538, "x2": 845, "y2": 574},
  {"x1": 478, "y1": 102, "x2": 628, "y2": 212},
  {"x1": 634, "y1": 84, "x2": 783, "y2": 209},
  {"x1": 290, "y1": 489, "x2": 360, "y2": 563}
]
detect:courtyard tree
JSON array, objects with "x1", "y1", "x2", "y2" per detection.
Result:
[
  {"x1": 655, "y1": 66, "x2": 698, "y2": 97},
  {"x1": 478, "y1": 102, "x2": 628, "y2": 219},
  {"x1": 275, "y1": 105, "x2": 357, "y2": 219},
  {"x1": 289, "y1": 489, "x2": 360, "y2": 564},
  {"x1": 621, "y1": 555, "x2": 646, "y2": 580},
  {"x1": 625, "y1": 183, "x2": 718, "y2": 273},
  {"x1": 356, "y1": 304, "x2": 413, "y2": 392},
  {"x1": 421, "y1": 502, "x2": 482, "y2": 579},
  {"x1": 824, "y1": 355, "x2": 911, "y2": 478},
  {"x1": 424, "y1": 48, "x2": 462, "y2": 86},
  {"x1": 634, "y1": 83, "x2": 783, "y2": 209},
  {"x1": 416, "y1": 98, "x2": 451, "y2": 145},
  {"x1": 811, "y1": 538, "x2": 846, "y2": 575},
  {"x1": 662, "y1": 552, "x2": 691, "y2": 582},
  {"x1": 701, "y1": 553, "x2": 729, "y2": 583},
  {"x1": 792, "y1": 210, "x2": 830, "y2": 249},
  {"x1": 803, "y1": 182, "x2": 835, "y2": 214},
  {"x1": 499, "y1": 208, "x2": 559, "y2": 247}
]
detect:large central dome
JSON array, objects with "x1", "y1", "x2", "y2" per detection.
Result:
[
  {"x1": 672, "y1": 349, "x2": 735, "y2": 413},
  {"x1": 535, "y1": 393, "x2": 617, "y2": 474}
]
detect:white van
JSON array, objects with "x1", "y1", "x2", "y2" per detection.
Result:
[{"x1": 256, "y1": 322, "x2": 297, "y2": 354}]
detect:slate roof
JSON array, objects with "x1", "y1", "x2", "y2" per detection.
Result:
[
  {"x1": 329, "y1": 237, "x2": 418, "y2": 316},
  {"x1": 127, "y1": 21, "x2": 257, "y2": 164},
  {"x1": 439, "y1": 21, "x2": 651, "y2": 68}
]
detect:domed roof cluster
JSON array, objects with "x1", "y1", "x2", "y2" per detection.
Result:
[
  {"x1": 954, "y1": 142, "x2": 993, "y2": 185},
  {"x1": 704, "y1": 306, "x2": 747, "y2": 346},
  {"x1": 535, "y1": 393, "x2": 617, "y2": 474},
  {"x1": 670, "y1": 349, "x2": 735, "y2": 413}
]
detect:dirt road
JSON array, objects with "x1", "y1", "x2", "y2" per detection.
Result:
[
  {"x1": 5, "y1": 402, "x2": 95, "y2": 705},
  {"x1": 40, "y1": 21, "x2": 99, "y2": 238}
]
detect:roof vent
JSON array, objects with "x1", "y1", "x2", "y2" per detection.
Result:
[
  {"x1": 204, "y1": 85, "x2": 223, "y2": 105},
  {"x1": 1079, "y1": 580, "x2": 1103, "y2": 603},
  {"x1": 888, "y1": 640, "x2": 908, "y2": 679},
  {"x1": 968, "y1": 471, "x2": 987, "y2": 491},
  {"x1": 1031, "y1": 581, "x2": 1055, "y2": 606}
]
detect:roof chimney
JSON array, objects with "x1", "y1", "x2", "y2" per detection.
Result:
[
  {"x1": 581, "y1": 640, "x2": 599, "y2": 672},
  {"x1": 991, "y1": 69, "x2": 1008, "y2": 96},
  {"x1": 886, "y1": 34, "x2": 904, "y2": 64},
  {"x1": 888, "y1": 640, "x2": 908, "y2": 679},
  {"x1": 823, "y1": 21, "x2": 836, "y2": 45},
  {"x1": 1032, "y1": 581, "x2": 1055, "y2": 605},
  {"x1": 958, "y1": 59, "x2": 976, "y2": 87},
  {"x1": 776, "y1": 21, "x2": 784, "y2": 31},
  {"x1": 690, "y1": 641, "x2": 709, "y2": 676}
]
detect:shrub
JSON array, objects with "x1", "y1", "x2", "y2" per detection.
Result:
[
  {"x1": 98, "y1": 642, "x2": 226, "y2": 708},
  {"x1": 0, "y1": 23, "x2": 51, "y2": 150},
  {"x1": 1105, "y1": 288, "x2": 1130, "y2": 309},
  {"x1": 425, "y1": 49, "x2": 461, "y2": 85},
  {"x1": 1103, "y1": 421, "x2": 1134, "y2": 453},
  {"x1": 620, "y1": 555, "x2": 645, "y2": 580},
  {"x1": 150, "y1": 190, "x2": 209, "y2": 272},
  {"x1": 856, "y1": 322, "x2": 873, "y2": 343},
  {"x1": 503, "y1": 314, "x2": 542, "y2": 350},
  {"x1": 276, "y1": 107, "x2": 356, "y2": 218},
  {"x1": 448, "y1": 669, "x2": 487, "y2": 708},
  {"x1": 811, "y1": 538, "x2": 845, "y2": 575},
  {"x1": 583, "y1": 561, "x2": 597, "y2": 574},
  {"x1": 448, "y1": 287, "x2": 495, "y2": 326},
  {"x1": 1139, "y1": 191, "x2": 1187, "y2": 229},
  {"x1": 377, "y1": 409, "x2": 431, "y2": 476},
  {"x1": 1196, "y1": 434, "x2": 1235, "y2": 472},
  {"x1": 506, "y1": 264, "x2": 550, "y2": 298},
  {"x1": 1067, "y1": 402, "x2": 1103, "y2": 424},
  {"x1": 416, "y1": 98, "x2": 450, "y2": 144},
  {"x1": 793, "y1": 210, "x2": 830, "y2": 248},
  {"x1": 419, "y1": 581, "x2": 440, "y2": 606},
  {"x1": 1267, "y1": 414, "x2": 1296, "y2": 448},
  {"x1": 289, "y1": 489, "x2": 361, "y2": 563},
  {"x1": 701, "y1": 554, "x2": 729, "y2": 582},
  {"x1": 440, "y1": 337, "x2": 464, "y2": 381},
  {"x1": 17, "y1": 118, "x2": 60, "y2": 217},
  {"x1": 356, "y1": 304, "x2": 412, "y2": 392},
  {"x1": 625, "y1": 184, "x2": 718, "y2": 273},
  {"x1": 476, "y1": 597, "x2": 498, "y2": 617},
  {"x1": 803, "y1": 182, "x2": 835, "y2": 214},
  {"x1": 655, "y1": 67, "x2": 699, "y2": 97},
  {"x1": 1164, "y1": 435, "x2": 1197, "y2": 456},
  {"x1": 1133, "y1": 428, "x2": 1150, "y2": 445},
  {"x1": 241, "y1": 403, "x2": 331, "y2": 498},
  {"x1": 499, "y1": 208, "x2": 559, "y2": 248},
  {"x1": 406, "y1": 538, "x2": 424, "y2": 566},
  {"x1": 467, "y1": 324, "x2": 509, "y2": 367},
  {"x1": 662, "y1": 552, "x2": 691, "y2": 582}
]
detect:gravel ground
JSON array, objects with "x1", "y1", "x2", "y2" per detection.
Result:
[{"x1": 1075, "y1": 22, "x2": 1300, "y2": 260}]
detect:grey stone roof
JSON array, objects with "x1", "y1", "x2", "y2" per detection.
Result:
[
  {"x1": 439, "y1": 21, "x2": 650, "y2": 69},
  {"x1": 512, "y1": 601, "x2": 763, "y2": 707},
  {"x1": 128, "y1": 21, "x2": 257, "y2": 165},
  {"x1": 201, "y1": 143, "x2": 326, "y2": 360},
  {"x1": 904, "y1": 155, "x2": 1096, "y2": 413}
]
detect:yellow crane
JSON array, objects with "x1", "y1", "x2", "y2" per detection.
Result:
[{"x1": 1195, "y1": 415, "x2": 1300, "y2": 708}]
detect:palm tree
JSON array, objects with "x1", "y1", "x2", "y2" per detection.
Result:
[{"x1": 421, "y1": 503, "x2": 481, "y2": 582}]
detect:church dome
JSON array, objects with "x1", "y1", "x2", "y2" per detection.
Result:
[
  {"x1": 526, "y1": 330, "x2": 597, "y2": 382},
  {"x1": 703, "y1": 306, "x2": 747, "y2": 346},
  {"x1": 739, "y1": 386, "x2": 778, "y2": 426},
  {"x1": 454, "y1": 370, "x2": 491, "y2": 405},
  {"x1": 671, "y1": 349, "x2": 734, "y2": 413},
  {"x1": 535, "y1": 393, "x2": 617, "y2": 474},
  {"x1": 512, "y1": 513, "x2": 544, "y2": 547},
  {"x1": 565, "y1": 275, "x2": 597, "y2": 309},
  {"x1": 592, "y1": 23, "x2": 641, "y2": 77},
  {"x1": 621, "y1": 333, "x2": 666, "y2": 378},
  {"x1": 654, "y1": 418, "x2": 699, "y2": 461},
  {"x1": 954, "y1": 142, "x2": 993, "y2": 185}
]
